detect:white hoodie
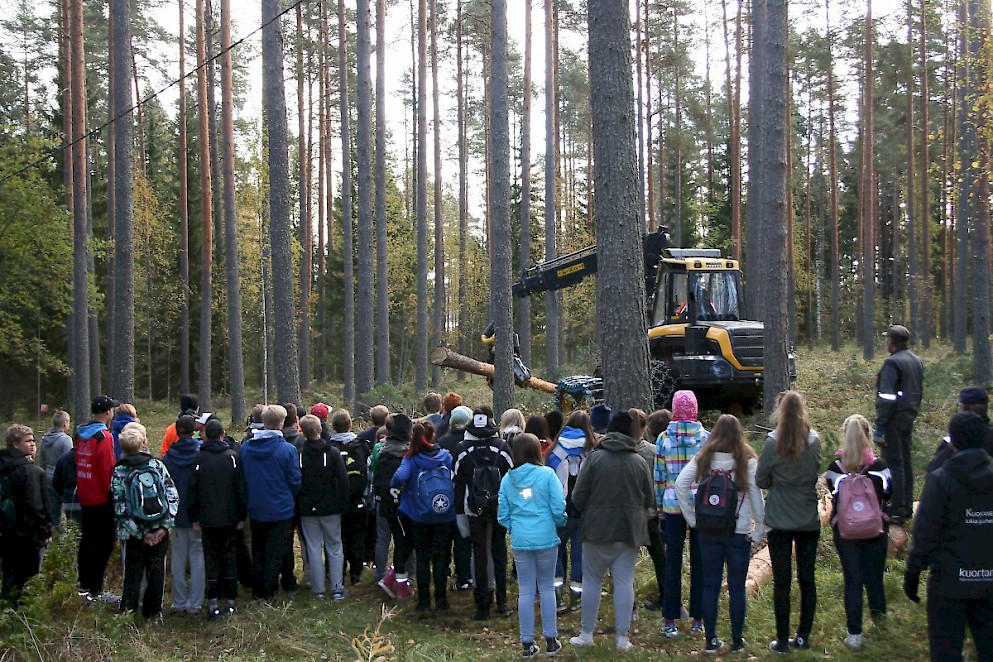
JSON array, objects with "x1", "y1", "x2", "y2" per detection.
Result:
[{"x1": 674, "y1": 451, "x2": 765, "y2": 538}]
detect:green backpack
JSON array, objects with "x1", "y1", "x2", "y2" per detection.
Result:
[{"x1": 123, "y1": 464, "x2": 169, "y2": 523}]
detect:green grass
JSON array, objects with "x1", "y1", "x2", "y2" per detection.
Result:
[{"x1": 0, "y1": 340, "x2": 983, "y2": 660}]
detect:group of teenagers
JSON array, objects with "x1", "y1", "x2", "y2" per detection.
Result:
[{"x1": 2, "y1": 377, "x2": 993, "y2": 661}]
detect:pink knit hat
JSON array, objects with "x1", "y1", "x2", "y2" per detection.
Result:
[{"x1": 671, "y1": 390, "x2": 698, "y2": 421}]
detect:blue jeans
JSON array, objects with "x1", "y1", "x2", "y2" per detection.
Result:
[
  {"x1": 663, "y1": 513, "x2": 703, "y2": 620},
  {"x1": 698, "y1": 531, "x2": 751, "y2": 640},
  {"x1": 513, "y1": 547, "x2": 558, "y2": 642},
  {"x1": 833, "y1": 528, "x2": 887, "y2": 635},
  {"x1": 555, "y1": 517, "x2": 582, "y2": 583}
]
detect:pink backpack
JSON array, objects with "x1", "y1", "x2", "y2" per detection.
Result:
[{"x1": 833, "y1": 471, "x2": 884, "y2": 540}]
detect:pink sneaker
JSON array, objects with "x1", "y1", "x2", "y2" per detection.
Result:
[
  {"x1": 394, "y1": 577, "x2": 414, "y2": 600},
  {"x1": 377, "y1": 567, "x2": 397, "y2": 599}
]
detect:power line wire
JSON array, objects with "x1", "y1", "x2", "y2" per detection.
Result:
[{"x1": 0, "y1": 0, "x2": 309, "y2": 184}]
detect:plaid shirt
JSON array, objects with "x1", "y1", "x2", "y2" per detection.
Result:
[{"x1": 654, "y1": 420, "x2": 709, "y2": 514}]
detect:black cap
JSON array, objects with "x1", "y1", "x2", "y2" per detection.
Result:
[
  {"x1": 91, "y1": 395, "x2": 120, "y2": 414},
  {"x1": 883, "y1": 324, "x2": 911, "y2": 342},
  {"x1": 959, "y1": 387, "x2": 990, "y2": 406},
  {"x1": 590, "y1": 403, "x2": 612, "y2": 434},
  {"x1": 607, "y1": 410, "x2": 633, "y2": 436},
  {"x1": 949, "y1": 411, "x2": 987, "y2": 451}
]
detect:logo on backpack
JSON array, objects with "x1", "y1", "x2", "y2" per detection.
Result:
[
  {"x1": 470, "y1": 455, "x2": 502, "y2": 516},
  {"x1": 409, "y1": 464, "x2": 455, "y2": 523},
  {"x1": 694, "y1": 469, "x2": 741, "y2": 536},
  {"x1": 124, "y1": 465, "x2": 170, "y2": 523},
  {"x1": 834, "y1": 472, "x2": 883, "y2": 540}
]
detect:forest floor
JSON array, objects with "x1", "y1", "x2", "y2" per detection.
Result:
[{"x1": 0, "y1": 341, "x2": 982, "y2": 660}]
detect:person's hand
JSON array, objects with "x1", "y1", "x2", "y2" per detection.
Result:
[
  {"x1": 192, "y1": 522, "x2": 201, "y2": 533},
  {"x1": 874, "y1": 427, "x2": 885, "y2": 443},
  {"x1": 903, "y1": 571, "x2": 921, "y2": 603},
  {"x1": 41, "y1": 538, "x2": 51, "y2": 547},
  {"x1": 236, "y1": 521, "x2": 244, "y2": 531}
]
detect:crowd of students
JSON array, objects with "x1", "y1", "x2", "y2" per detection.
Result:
[{"x1": 1, "y1": 385, "x2": 992, "y2": 661}]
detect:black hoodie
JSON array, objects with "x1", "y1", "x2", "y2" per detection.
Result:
[
  {"x1": 0, "y1": 448, "x2": 51, "y2": 544},
  {"x1": 187, "y1": 439, "x2": 248, "y2": 528},
  {"x1": 297, "y1": 437, "x2": 350, "y2": 517},
  {"x1": 908, "y1": 448, "x2": 993, "y2": 599}
]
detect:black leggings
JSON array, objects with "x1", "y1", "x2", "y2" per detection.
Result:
[
  {"x1": 385, "y1": 512, "x2": 413, "y2": 572},
  {"x1": 768, "y1": 528, "x2": 820, "y2": 641},
  {"x1": 410, "y1": 521, "x2": 450, "y2": 602}
]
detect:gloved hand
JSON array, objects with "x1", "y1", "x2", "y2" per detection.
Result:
[
  {"x1": 903, "y1": 571, "x2": 921, "y2": 603},
  {"x1": 456, "y1": 514, "x2": 471, "y2": 539}
]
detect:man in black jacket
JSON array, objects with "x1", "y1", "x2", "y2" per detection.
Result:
[
  {"x1": 905, "y1": 412, "x2": 993, "y2": 662},
  {"x1": 874, "y1": 324, "x2": 924, "y2": 524},
  {"x1": 0, "y1": 424, "x2": 51, "y2": 606},
  {"x1": 453, "y1": 410, "x2": 513, "y2": 620},
  {"x1": 188, "y1": 419, "x2": 247, "y2": 620}
]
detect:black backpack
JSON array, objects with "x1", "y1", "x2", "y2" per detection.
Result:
[
  {"x1": 0, "y1": 471, "x2": 16, "y2": 537},
  {"x1": 339, "y1": 445, "x2": 368, "y2": 509},
  {"x1": 469, "y1": 452, "x2": 502, "y2": 516},
  {"x1": 694, "y1": 469, "x2": 741, "y2": 536},
  {"x1": 374, "y1": 451, "x2": 403, "y2": 516}
]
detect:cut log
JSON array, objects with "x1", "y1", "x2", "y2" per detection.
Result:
[{"x1": 430, "y1": 346, "x2": 558, "y2": 394}]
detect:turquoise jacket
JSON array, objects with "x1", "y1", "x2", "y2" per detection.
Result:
[{"x1": 497, "y1": 463, "x2": 567, "y2": 551}]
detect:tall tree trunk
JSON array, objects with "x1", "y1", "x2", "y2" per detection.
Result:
[
  {"x1": 296, "y1": 5, "x2": 312, "y2": 391},
  {"x1": 221, "y1": 0, "x2": 244, "y2": 423},
  {"x1": 338, "y1": 0, "x2": 356, "y2": 406},
  {"x1": 131, "y1": 48, "x2": 147, "y2": 177},
  {"x1": 415, "y1": 0, "x2": 429, "y2": 394},
  {"x1": 723, "y1": 0, "x2": 742, "y2": 259},
  {"x1": 456, "y1": 0, "x2": 467, "y2": 382},
  {"x1": 490, "y1": 0, "x2": 513, "y2": 416},
  {"x1": 544, "y1": 0, "x2": 559, "y2": 378},
  {"x1": 761, "y1": 0, "x2": 790, "y2": 414},
  {"x1": 906, "y1": 0, "x2": 918, "y2": 339},
  {"x1": 827, "y1": 0, "x2": 840, "y2": 350},
  {"x1": 745, "y1": 0, "x2": 767, "y2": 319},
  {"x1": 861, "y1": 0, "x2": 875, "y2": 361},
  {"x1": 60, "y1": 0, "x2": 75, "y2": 404},
  {"x1": 518, "y1": 0, "x2": 533, "y2": 369},
  {"x1": 69, "y1": 0, "x2": 90, "y2": 418},
  {"x1": 430, "y1": 0, "x2": 445, "y2": 387},
  {"x1": 206, "y1": 0, "x2": 222, "y2": 265},
  {"x1": 322, "y1": 0, "x2": 336, "y2": 381},
  {"x1": 197, "y1": 0, "x2": 214, "y2": 407},
  {"x1": 375, "y1": 0, "x2": 391, "y2": 385},
  {"x1": 645, "y1": 0, "x2": 654, "y2": 231},
  {"x1": 105, "y1": 5, "x2": 116, "y2": 394},
  {"x1": 920, "y1": 0, "x2": 931, "y2": 347},
  {"x1": 262, "y1": 0, "x2": 301, "y2": 404},
  {"x1": 112, "y1": 0, "x2": 135, "y2": 401},
  {"x1": 587, "y1": 0, "x2": 651, "y2": 410},
  {"x1": 635, "y1": 0, "x2": 645, "y2": 226},
  {"x1": 316, "y1": 9, "x2": 327, "y2": 384},
  {"x1": 179, "y1": 0, "x2": 191, "y2": 395},
  {"x1": 953, "y1": 0, "x2": 969, "y2": 354},
  {"x1": 673, "y1": 11, "x2": 683, "y2": 245},
  {"x1": 356, "y1": 0, "x2": 374, "y2": 399}
]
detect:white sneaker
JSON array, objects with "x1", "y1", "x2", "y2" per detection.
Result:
[
  {"x1": 617, "y1": 636, "x2": 634, "y2": 652},
  {"x1": 570, "y1": 631, "x2": 594, "y2": 647},
  {"x1": 844, "y1": 632, "x2": 863, "y2": 650}
]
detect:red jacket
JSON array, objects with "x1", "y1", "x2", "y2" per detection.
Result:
[{"x1": 75, "y1": 422, "x2": 116, "y2": 506}]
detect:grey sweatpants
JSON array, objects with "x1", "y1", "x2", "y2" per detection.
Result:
[
  {"x1": 299, "y1": 514, "x2": 344, "y2": 595},
  {"x1": 580, "y1": 541, "x2": 638, "y2": 637}
]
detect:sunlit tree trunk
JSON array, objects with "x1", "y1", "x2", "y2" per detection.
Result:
[
  {"x1": 356, "y1": 0, "x2": 374, "y2": 398},
  {"x1": 69, "y1": 0, "x2": 90, "y2": 419},
  {"x1": 375, "y1": 0, "x2": 391, "y2": 385},
  {"x1": 518, "y1": 0, "x2": 533, "y2": 369},
  {"x1": 415, "y1": 0, "x2": 429, "y2": 394},
  {"x1": 338, "y1": 0, "x2": 356, "y2": 405}
]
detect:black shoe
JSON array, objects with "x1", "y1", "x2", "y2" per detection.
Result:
[
  {"x1": 415, "y1": 601, "x2": 432, "y2": 613},
  {"x1": 705, "y1": 637, "x2": 724, "y2": 654},
  {"x1": 473, "y1": 608, "x2": 490, "y2": 621},
  {"x1": 768, "y1": 639, "x2": 790, "y2": 654},
  {"x1": 206, "y1": 608, "x2": 222, "y2": 622},
  {"x1": 789, "y1": 634, "x2": 811, "y2": 650},
  {"x1": 497, "y1": 603, "x2": 512, "y2": 616},
  {"x1": 349, "y1": 572, "x2": 362, "y2": 586},
  {"x1": 642, "y1": 596, "x2": 664, "y2": 611},
  {"x1": 731, "y1": 638, "x2": 747, "y2": 653},
  {"x1": 546, "y1": 637, "x2": 562, "y2": 656},
  {"x1": 435, "y1": 597, "x2": 450, "y2": 611},
  {"x1": 522, "y1": 641, "x2": 539, "y2": 659}
]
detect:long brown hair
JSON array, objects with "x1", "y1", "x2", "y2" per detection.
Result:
[
  {"x1": 548, "y1": 410, "x2": 598, "y2": 455},
  {"x1": 771, "y1": 390, "x2": 812, "y2": 461},
  {"x1": 695, "y1": 414, "x2": 755, "y2": 491},
  {"x1": 406, "y1": 422, "x2": 435, "y2": 458}
]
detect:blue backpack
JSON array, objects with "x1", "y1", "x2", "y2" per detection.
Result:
[{"x1": 409, "y1": 464, "x2": 456, "y2": 524}]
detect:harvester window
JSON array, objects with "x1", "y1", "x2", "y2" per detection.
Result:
[{"x1": 691, "y1": 272, "x2": 740, "y2": 321}]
